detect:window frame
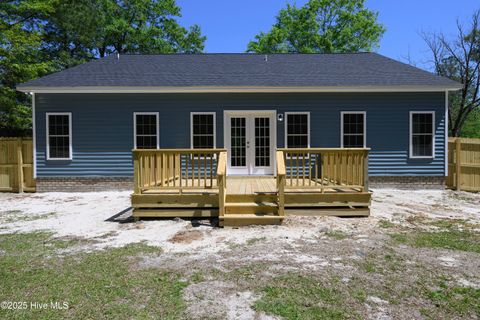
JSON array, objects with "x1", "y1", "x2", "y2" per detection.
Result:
[
  {"x1": 340, "y1": 111, "x2": 367, "y2": 148},
  {"x1": 284, "y1": 112, "x2": 310, "y2": 149},
  {"x1": 46, "y1": 112, "x2": 72, "y2": 161},
  {"x1": 409, "y1": 111, "x2": 435, "y2": 159},
  {"x1": 190, "y1": 112, "x2": 216, "y2": 149},
  {"x1": 133, "y1": 112, "x2": 160, "y2": 149}
]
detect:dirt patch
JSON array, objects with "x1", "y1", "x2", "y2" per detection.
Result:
[
  {"x1": 169, "y1": 230, "x2": 204, "y2": 244},
  {"x1": 183, "y1": 281, "x2": 277, "y2": 320},
  {"x1": 0, "y1": 189, "x2": 479, "y2": 319}
]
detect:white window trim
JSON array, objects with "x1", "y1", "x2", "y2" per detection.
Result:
[
  {"x1": 409, "y1": 111, "x2": 435, "y2": 159},
  {"x1": 340, "y1": 111, "x2": 367, "y2": 148},
  {"x1": 46, "y1": 112, "x2": 72, "y2": 161},
  {"x1": 190, "y1": 112, "x2": 216, "y2": 149},
  {"x1": 133, "y1": 112, "x2": 160, "y2": 149},
  {"x1": 284, "y1": 112, "x2": 310, "y2": 148}
]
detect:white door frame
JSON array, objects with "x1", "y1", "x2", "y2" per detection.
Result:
[{"x1": 224, "y1": 110, "x2": 277, "y2": 175}]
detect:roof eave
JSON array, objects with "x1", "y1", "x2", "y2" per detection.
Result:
[{"x1": 17, "y1": 85, "x2": 463, "y2": 94}]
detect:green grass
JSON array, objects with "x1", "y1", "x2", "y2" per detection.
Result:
[
  {"x1": 246, "y1": 237, "x2": 266, "y2": 245},
  {"x1": 254, "y1": 273, "x2": 357, "y2": 320},
  {"x1": 1, "y1": 210, "x2": 57, "y2": 223},
  {"x1": 390, "y1": 229, "x2": 480, "y2": 253},
  {"x1": 378, "y1": 220, "x2": 396, "y2": 229},
  {"x1": 325, "y1": 230, "x2": 348, "y2": 240},
  {"x1": 0, "y1": 232, "x2": 187, "y2": 319},
  {"x1": 425, "y1": 279, "x2": 480, "y2": 317},
  {"x1": 359, "y1": 260, "x2": 377, "y2": 273}
]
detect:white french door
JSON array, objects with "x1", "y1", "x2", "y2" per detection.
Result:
[{"x1": 224, "y1": 111, "x2": 276, "y2": 175}]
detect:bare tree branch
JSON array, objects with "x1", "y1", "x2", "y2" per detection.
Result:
[{"x1": 424, "y1": 10, "x2": 480, "y2": 136}]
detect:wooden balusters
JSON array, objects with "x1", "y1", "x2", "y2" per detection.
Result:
[
  {"x1": 132, "y1": 149, "x2": 225, "y2": 193},
  {"x1": 278, "y1": 148, "x2": 370, "y2": 191}
]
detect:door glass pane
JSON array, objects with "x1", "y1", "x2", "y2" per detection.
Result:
[
  {"x1": 254, "y1": 117, "x2": 270, "y2": 167},
  {"x1": 231, "y1": 117, "x2": 246, "y2": 167}
]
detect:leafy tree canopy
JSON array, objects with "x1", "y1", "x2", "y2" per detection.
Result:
[
  {"x1": 247, "y1": 0, "x2": 385, "y2": 53},
  {"x1": 0, "y1": 0, "x2": 205, "y2": 136},
  {"x1": 45, "y1": 0, "x2": 205, "y2": 67},
  {"x1": 0, "y1": 0, "x2": 57, "y2": 136}
]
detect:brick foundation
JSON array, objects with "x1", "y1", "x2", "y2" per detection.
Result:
[
  {"x1": 36, "y1": 175, "x2": 446, "y2": 192},
  {"x1": 369, "y1": 176, "x2": 445, "y2": 190},
  {"x1": 36, "y1": 177, "x2": 133, "y2": 192}
]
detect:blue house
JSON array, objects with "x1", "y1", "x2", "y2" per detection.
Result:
[{"x1": 17, "y1": 53, "x2": 461, "y2": 225}]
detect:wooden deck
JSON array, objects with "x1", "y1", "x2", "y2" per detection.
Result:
[{"x1": 131, "y1": 148, "x2": 372, "y2": 226}]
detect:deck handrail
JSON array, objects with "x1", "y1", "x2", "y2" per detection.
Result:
[
  {"x1": 276, "y1": 151, "x2": 286, "y2": 216},
  {"x1": 217, "y1": 151, "x2": 227, "y2": 217},
  {"x1": 277, "y1": 148, "x2": 370, "y2": 192},
  {"x1": 133, "y1": 148, "x2": 226, "y2": 194}
]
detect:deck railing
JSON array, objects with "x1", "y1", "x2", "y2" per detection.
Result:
[
  {"x1": 276, "y1": 148, "x2": 370, "y2": 192},
  {"x1": 276, "y1": 151, "x2": 286, "y2": 216},
  {"x1": 133, "y1": 149, "x2": 226, "y2": 194}
]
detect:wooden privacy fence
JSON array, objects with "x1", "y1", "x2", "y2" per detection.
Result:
[
  {"x1": 447, "y1": 137, "x2": 480, "y2": 191},
  {"x1": 0, "y1": 138, "x2": 35, "y2": 192}
]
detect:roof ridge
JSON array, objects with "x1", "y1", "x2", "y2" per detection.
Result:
[{"x1": 109, "y1": 52, "x2": 374, "y2": 56}]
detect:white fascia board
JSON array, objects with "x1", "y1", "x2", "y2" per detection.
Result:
[{"x1": 17, "y1": 85, "x2": 463, "y2": 94}]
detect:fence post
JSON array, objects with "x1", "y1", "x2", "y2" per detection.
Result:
[
  {"x1": 455, "y1": 138, "x2": 462, "y2": 191},
  {"x1": 16, "y1": 138, "x2": 24, "y2": 193}
]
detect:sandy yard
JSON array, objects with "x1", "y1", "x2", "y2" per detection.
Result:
[{"x1": 0, "y1": 189, "x2": 479, "y2": 319}]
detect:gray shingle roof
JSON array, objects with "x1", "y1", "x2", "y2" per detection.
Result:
[{"x1": 17, "y1": 53, "x2": 461, "y2": 90}]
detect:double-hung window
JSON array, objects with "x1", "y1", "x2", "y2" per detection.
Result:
[
  {"x1": 46, "y1": 112, "x2": 72, "y2": 160},
  {"x1": 285, "y1": 112, "x2": 310, "y2": 148},
  {"x1": 410, "y1": 111, "x2": 435, "y2": 158},
  {"x1": 134, "y1": 112, "x2": 159, "y2": 149},
  {"x1": 191, "y1": 112, "x2": 216, "y2": 149},
  {"x1": 341, "y1": 112, "x2": 366, "y2": 148}
]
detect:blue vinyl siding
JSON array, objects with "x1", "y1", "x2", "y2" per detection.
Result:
[{"x1": 35, "y1": 92, "x2": 446, "y2": 177}]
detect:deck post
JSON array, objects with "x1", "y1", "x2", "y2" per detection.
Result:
[
  {"x1": 217, "y1": 151, "x2": 227, "y2": 218},
  {"x1": 276, "y1": 151, "x2": 286, "y2": 216},
  {"x1": 133, "y1": 151, "x2": 140, "y2": 194},
  {"x1": 455, "y1": 138, "x2": 461, "y2": 191},
  {"x1": 363, "y1": 150, "x2": 369, "y2": 192}
]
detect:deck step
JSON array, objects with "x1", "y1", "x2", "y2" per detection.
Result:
[
  {"x1": 220, "y1": 213, "x2": 284, "y2": 227},
  {"x1": 224, "y1": 202, "x2": 278, "y2": 214},
  {"x1": 226, "y1": 193, "x2": 277, "y2": 203}
]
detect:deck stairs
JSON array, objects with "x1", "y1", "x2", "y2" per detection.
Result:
[{"x1": 219, "y1": 192, "x2": 284, "y2": 227}]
